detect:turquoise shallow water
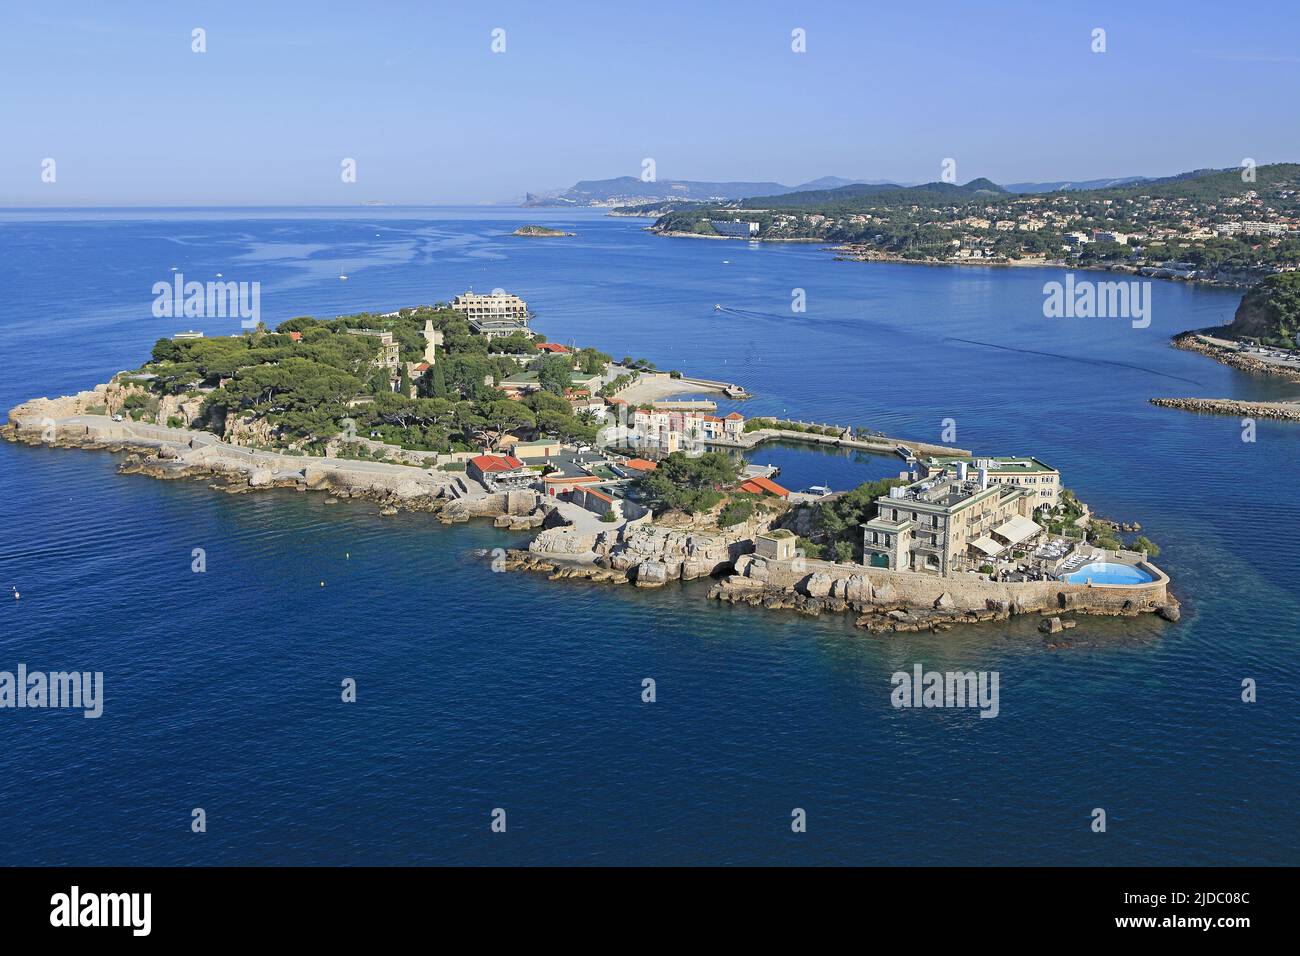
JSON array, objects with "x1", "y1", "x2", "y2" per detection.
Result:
[{"x1": 0, "y1": 207, "x2": 1295, "y2": 865}]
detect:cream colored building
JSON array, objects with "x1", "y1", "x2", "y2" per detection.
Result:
[
  {"x1": 451, "y1": 290, "x2": 532, "y2": 339},
  {"x1": 919, "y1": 456, "x2": 1061, "y2": 509},
  {"x1": 755, "y1": 529, "x2": 798, "y2": 561},
  {"x1": 862, "y1": 472, "x2": 1039, "y2": 576}
]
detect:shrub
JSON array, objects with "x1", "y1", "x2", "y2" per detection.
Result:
[
  {"x1": 797, "y1": 537, "x2": 823, "y2": 559},
  {"x1": 1132, "y1": 535, "x2": 1160, "y2": 557},
  {"x1": 717, "y1": 497, "x2": 755, "y2": 528}
]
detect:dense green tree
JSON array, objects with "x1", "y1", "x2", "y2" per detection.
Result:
[{"x1": 534, "y1": 354, "x2": 573, "y2": 395}]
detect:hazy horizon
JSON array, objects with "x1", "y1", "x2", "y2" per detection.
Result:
[{"x1": 5, "y1": 0, "x2": 1299, "y2": 205}]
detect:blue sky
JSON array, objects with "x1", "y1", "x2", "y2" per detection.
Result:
[{"x1": 3, "y1": 0, "x2": 1299, "y2": 204}]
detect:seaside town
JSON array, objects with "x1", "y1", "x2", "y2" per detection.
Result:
[
  {"x1": 643, "y1": 163, "x2": 1300, "y2": 287},
  {"x1": 5, "y1": 288, "x2": 1176, "y2": 636}
]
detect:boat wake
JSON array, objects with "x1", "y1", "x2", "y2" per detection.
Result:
[
  {"x1": 714, "y1": 306, "x2": 789, "y2": 321},
  {"x1": 944, "y1": 337, "x2": 1206, "y2": 387}
]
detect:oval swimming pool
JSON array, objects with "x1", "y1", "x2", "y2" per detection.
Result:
[{"x1": 1064, "y1": 562, "x2": 1153, "y2": 585}]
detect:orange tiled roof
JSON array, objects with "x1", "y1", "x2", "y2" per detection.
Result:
[
  {"x1": 623, "y1": 458, "x2": 658, "y2": 471},
  {"x1": 739, "y1": 476, "x2": 789, "y2": 498},
  {"x1": 470, "y1": 453, "x2": 524, "y2": 472}
]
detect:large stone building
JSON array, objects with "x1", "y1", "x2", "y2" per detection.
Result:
[
  {"x1": 451, "y1": 290, "x2": 532, "y2": 339},
  {"x1": 919, "y1": 455, "x2": 1061, "y2": 509},
  {"x1": 862, "y1": 470, "x2": 1040, "y2": 576}
]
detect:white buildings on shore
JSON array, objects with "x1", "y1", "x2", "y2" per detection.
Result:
[
  {"x1": 710, "y1": 219, "x2": 760, "y2": 238},
  {"x1": 451, "y1": 290, "x2": 532, "y2": 339}
]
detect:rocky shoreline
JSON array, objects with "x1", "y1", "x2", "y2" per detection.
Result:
[
  {"x1": 2, "y1": 422, "x2": 554, "y2": 527},
  {"x1": 501, "y1": 535, "x2": 1179, "y2": 636},
  {"x1": 1171, "y1": 329, "x2": 1300, "y2": 384},
  {"x1": 8, "y1": 392, "x2": 1178, "y2": 640}
]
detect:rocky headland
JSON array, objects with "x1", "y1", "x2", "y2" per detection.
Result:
[{"x1": 8, "y1": 381, "x2": 1178, "y2": 638}]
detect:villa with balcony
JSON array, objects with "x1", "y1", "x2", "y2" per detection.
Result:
[{"x1": 862, "y1": 466, "x2": 1042, "y2": 576}]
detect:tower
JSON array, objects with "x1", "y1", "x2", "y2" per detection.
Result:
[{"x1": 423, "y1": 319, "x2": 444, "y2": 365}]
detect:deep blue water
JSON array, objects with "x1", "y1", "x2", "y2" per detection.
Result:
[{"x1": 0, "y1": 207, "x2": 1295, "y2": 865}]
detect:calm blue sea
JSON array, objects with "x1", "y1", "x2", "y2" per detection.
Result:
[{"x1": 0, "y1": 207, "x2": 1295, "y2": 865}]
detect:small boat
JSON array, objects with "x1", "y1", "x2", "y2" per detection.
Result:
[
  {"x1": 714, "y1": 304, "x2": 722, "y2": 311},
  {"x1": 339, "y1": 274, "x2": 348, "y2": 280},
  {"x1": 215, "y1": 272, "x2": 223, "y2": 278}
]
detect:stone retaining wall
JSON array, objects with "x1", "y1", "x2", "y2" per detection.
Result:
[{"x1": 731, "y1": 553, "x2": 1169, "y2": 615}]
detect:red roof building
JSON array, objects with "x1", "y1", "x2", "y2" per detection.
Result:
[
  {"x1": 535, "y1": 342, "x2": 571, "y2": 354},
  {"x1": 739, "y1": 476, "x2": 790, "y2": 499},
  {"x1": 467, "y1": 453, "x2": 533, "y2": 487},
  {"x1": 469, "y1": 453, "x2": 524, "y2": 473},
  {"x1": 623, "y1": 458, "x2": 658, "y2": 472}
]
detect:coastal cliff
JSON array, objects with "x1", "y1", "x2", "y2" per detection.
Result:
[{"x1": 1226, "y1": 271, "x2": 1300, "y2": 345}]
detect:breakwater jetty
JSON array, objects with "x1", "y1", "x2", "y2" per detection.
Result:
[
  {"x1": 707, "y1": 418, "x2": 970, "y2": 459},
  {"x1": 1151, "y1": 396, "x2": 1300, "y2": 422}
]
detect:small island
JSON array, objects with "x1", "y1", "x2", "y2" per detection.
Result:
[
  {"x1": 4, "y1": 289, "x2": 1175, "y2": 637},
  {"x1": 512, "y1": 225, "x2": 574, "y2": 237}
]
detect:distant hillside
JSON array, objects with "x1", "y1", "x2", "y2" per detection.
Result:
[
  {"x1": 1228, "y1": 271, "x2": 1300, "y2": 346},
  {"x1": 727, "y1": 165, "x2": 1300, "y2": 213},
  {"x1": 1089, "y1": 165, "x2": 1297, "y2": 201},
  {"x1": 524, "y1": 175, "x2": 874, "y2": 207},
  {"x1": 1004, "y1": 176, "x2": 1149, "y2": 193},
  {"x1": 739, "y1": 177, "x2": 1008, "y2": 209}
]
